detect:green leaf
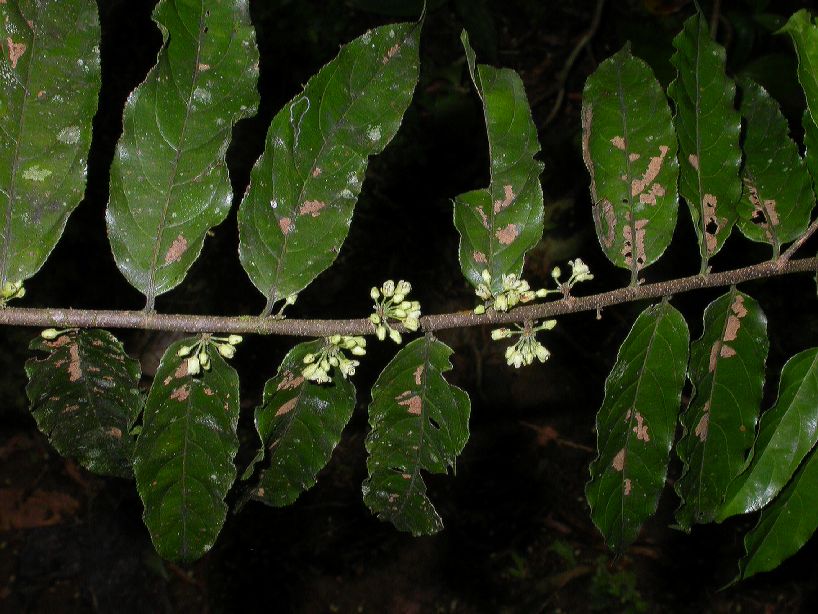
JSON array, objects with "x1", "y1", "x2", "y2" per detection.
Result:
[
  {"x1": 238, "y1": 22, "x2": 420, "y2": 313},
  {"x1": 736, "y1": 78, "x2": 814, "y2": 253},
  {"x1": 779, "y1": 9, "x2": 818, "y2": 128},
  {"x1": 107, "y1": 0, "x2": 259, "y2": 308},
  {"x1": 737, "y1": 443, "x2": 818, "y2": 581},
  {"x1": 453, "y1": 31, "x2": 544, "y2": 295},
  {"x1": 133, "y1": 338, "x2": 240, "y2": 563},
  {"x1": 586, "y1": 302, "x2": 689, "y2": 550},
  {"x1": 803, "y1": 109, "x2": 818, "y2": 185},
  {"x1": 719, "y1": 348, "x2": 818, "y2": 521},
  {"x1": 0, "y1": 0, "x2": 100, "y2": 291},
  {"x1": 25, "y1": 330, "x2": 141, "y2": 479},
  {"x1": 674, "y1": 289, "x2": 768, "y2": 529},
  {"x1": 581, "y1": 43, "x2": 680, "y2": 282},
  {"x1": 242, "y1": 340, "x2": 356, "y2": 507},
  {"x1": 363, "y1": 335, "x2": 470, "y2": 535},
  {"x1": 668, "y1": 13, "x2": 742, "y2": 264}
]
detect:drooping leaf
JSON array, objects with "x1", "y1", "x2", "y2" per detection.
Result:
[
  {"x1": 674, "y1": 289, "x2": 768, "y2": 529},
  {"x1": 107, "y1": 0, "x2": 259, "y2": 308},
  {"x1": 735, "y1": 78, "x2": 814, "y2": 253},
  {"x1": 133, "y1": 338, "x2": 240, "y2": 563},
  {"x1": 238, "y1": 22, "x2": 420, "y2": 314},
  {"x1": 0, "y1": 0, "x2": 100, "y2": 291},
  {"x1": 779, "y1": 10, "x2": 818, "y2": 128},
  {"x1": 363, "y1": 335, "x2": 470, "y2": 535},
  {"x1": 25, "y1": 330, "x2": 141, "y2": 479},
  {"x1": 242, "y1": 340, "x2": 356, "y2": 507},
  {"x1": 719, "y1": 348, "x2": 818, "y2": 521},
  {"x1": 668, "y1": 12, "x2": 742, "y2": 264},
  {"x1": 586, "y1": 302, "x2": 689, "y2": 551},
  {"x1": 581, "y1": 43, "x2": 680, "y2": 282},
  {"x1": 452, "y1": 31, "x2": 544, "y2": 295},
  {"x1": 736, "y1": 443, "x2": 818, "y2": 582}
]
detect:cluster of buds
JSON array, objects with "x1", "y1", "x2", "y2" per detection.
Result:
[
  {"x1": 177, "y1": 334, "x2": 243, "y2": 375},
  {"x1": 474, "y1": 270, "x2": 547, "y2": 314},
  {"x1": 491, "y1": 320, "x2": 557, "y2": 368},
  {"x1": 1, "y1": 280, "x2": 25, "y2": 304},
  {"x1": 302, "y1": 335, "x2": 366, "y2": 383},
  {"x1": 369, "y1": 279, "x2": 421, "y2": 344},
  {"x1": 551, "y1": 258, "x2": 594, "y2": 293}
]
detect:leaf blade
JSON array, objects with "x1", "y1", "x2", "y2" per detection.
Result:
[{"x1": 586, "y1": 302, "x2": 689, "y2": 550}]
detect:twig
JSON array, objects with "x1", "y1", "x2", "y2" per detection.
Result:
[
  {"x1": 545, "y1": 0, "x2": 606, "y2": 125},
  {"x1": 778, "y1": 216, "x2": 818, "y2": 265},
  {"x1": 0, "y1": 257, "x2": 815, "y2": 336}
]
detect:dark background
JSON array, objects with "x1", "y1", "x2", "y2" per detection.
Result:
[{"x1": 3, "y1": 0, "x2": 818, "y2": 611}]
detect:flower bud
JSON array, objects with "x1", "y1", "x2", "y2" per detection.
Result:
[
  {"x1": 351, "y1": 345, "x2": 366, "y2": 356},
  {"x1": 218, "y1": 344, "x2": 235, "y2": 359},
  {"x1": 41, "y1": 328, "x2": 61, "y2": 340},
  {"x1": 370, "y1": 313, "x2": 381, "y2": 325},
  {"x1": 303, "y1": 353, "x2": 316, "y2": 364},
  {"x1": 227, "y1": 335, "x2": 243, "y2": 345},
  {"x1": 551, "y1": 266, "x2": 561, "y2": 279},
  {"x1": 474, "y1": 304, "x2": 486, "y2": 315},
  {"x1": 389, "y1": 328, "x2": 402, "y2": 344},
  {"x1": 376, "y1": 325, "x2": 387, "y2": 341},
  {"x1": 481, "y1": 269, "x2": 491, "y2": 284},
  {"x1": 381, "y1": 280, "x2": 395, "y2": 297},
  {"x1": 176, "y1": 345, "x2": 192, "y2": 357},
  {"x1": 494, "y1": 294, "x2": 508, "y2": 312},
  {"x1": 491, "y1": 328, "x2": 511, "y2": 340},
  {"x1": 187, "y1": 356, "x2": 201, "y2": 375},
  {"x1": 370, "y1": 286, "x2": 380, "y2": 301}
]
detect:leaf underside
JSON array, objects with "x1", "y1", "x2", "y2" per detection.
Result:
[
  {"x1": 674, "y1": 289, "x2": 768, "y2": 529},
  {"x1": 453, "y1": 30, "x2": 544, "y2": 296},
  {"x1": 243, "y1": 340, "x2": 356, "y2": 508},
  {"x1": 586, "y1": 302, "x2": 689, "y2": 551},
  {"x1": 133, "y1": 338, "x2": 240, "y2": 563},
  {"x1": 106, "y1": 0, "x2": 259, "y2": 307},
  {"x1": 668, "y1": 12, "x2": 742, "y2": 262},
  {"x1": 363, "y1": 335, "x2": 470, "y2": 536},
  {"x1": 581, "y1": 43, "x2": 680, "y2": 280},
  {"x1": 25, "y1": 330, "x2": 142, "y2": 479},
  {"x1": 238, "y1": 22, "x2": 420, "y2": 312},
  {"x1": 0, "y1": 0, "x2": 100, "y2": 289}
]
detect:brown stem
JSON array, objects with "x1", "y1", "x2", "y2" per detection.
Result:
[{"x1": 0, "y1": 257, "x2": 815, "y2": 336}]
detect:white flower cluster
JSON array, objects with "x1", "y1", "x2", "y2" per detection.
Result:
[
  {"x1": 176, "y1": 334, "x2": 243, "y2": 375},
  {"x1": 491, "y1": 320, "x2": 557, "y2": 368},
  {"x1": 1, "y1": 280, "x2": 25, "y2": 303},
  {"x1": 369, "y1": 279, "x2": 421, "y2": 344},
  {"x1": 302, "y1": 335, "x2": 366, "y2": 383},
  {"x1": 551, "y1": 258, "x2": 594, "y2": 289}
]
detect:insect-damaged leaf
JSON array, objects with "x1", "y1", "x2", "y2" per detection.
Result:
[
  {"x1": 242, "y1": 340, "x2": 356, "y2": 508},
  {"x1": 363, "y1": 336, "x2": 470, "y2": 535},
  {"x1": 586, "y1": 302, "x2": 689, "y2": 551},
  {"x1": 736, "y1": 443, "x2": 818, "y2": 582},
  {"x1": 736, "y1": 78, "x2": 814, "y2": 253},
  {"x1": 133, "y1": 338, "x2": 240, "y2": 563},
  {"x1": 674, "y1": 289, "x2": 768, "y2": 530},
  {"x1": 719, "y1": 348, "x2": 818, "y2": 521},
  {"x1": 0, "y1": 0, "x2": 100, "y2": 293},
  {"x1": 107, "y1": 0, "x2": 259, "y2": 308},
  {"x1": 668, "y1": 12, "x2": 742, "y2": 264},
  {"x1": 25, "y1": 330, "x2": 141, "y2": 479},
  {"x1": 780, "y1": 10, "x2": 818, "y2": 129},
  {"x1": 238, "y1": 22, "x2": 420, "y2": 314},
  {"x1": 581, "y1": 43, "x2": 679, "y2": 282},
  {"x1": 453, "y1": 31, "x2": 544, "y2": 295}
]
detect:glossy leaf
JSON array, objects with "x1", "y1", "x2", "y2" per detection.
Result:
[
  {"x1": 133, "y1": 338, "x2": 240, "y2": 563},
  {"x1": 675, "y1": 289, "x2": 768, "y2": 529},
  {"x1": 238, "y1": 22, "x2": 420, "y2": 313},
  {"x1": 453, "y1": 31, "x2": 544, "y2": 295},
  {"x1": 363, "y1": 335, "x2": 470, "y2": 535},
  {"x1": 736, "y1": 78, "x2": 814, "y2": 253},
  {"x1": 719, "y1": 348, "x2": 818, "y2": 521},
  {"x1": 737, "y1": 443, "x2": 818, "y2": 581},
  {"x1": 0, "y1": 0, "x2": 100, "y2": 291},
  {"x1": 107, "y1": 0, "x2": 259, "y2": 308},
  {"x1": 25, "y1": 330, "x2": 141, "y2": 479},
  {"x1": 242, "y1": 340, "x2": 356, "y2": 507},
  {"x1": 668, "y1": 13, "x2": 742, "y2": 263},
  {"x1": 581, "y1": 43, "x2": 680, "y2": 281},
  {"x1": 780, "y1": 10, "x2": 818, "y2": 128},
  {"x1": 586, "y1": 302, "x2": 689, "y2": 550},
  {"x1": 804, "y1": 110, "x2": 818, "y2": 185}
]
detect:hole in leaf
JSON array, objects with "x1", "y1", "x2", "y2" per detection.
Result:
[
  {"x1": 751, "y1": 209, "x2": 766, "y2": 225},
  {"x1": 705, "y1": 219, "x2": 719, "y2": 235}
]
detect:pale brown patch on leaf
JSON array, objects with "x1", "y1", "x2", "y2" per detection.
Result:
[
  {"x1": 611, "y1": 136, "x2": 626, "y2": 150},
  {"x1": 703, "y1": 194, "x2": 722, "y2": 254},
  {"x1": 639, "y1": 182, "x2": 666, "y2": 206},
  {"x1": 720, "y1": 344, "x2": 737, "y2": 359},
  {"x1": 628, "y1": 152, "x2": 640, "y2": 162},
  {"x1": 632, "y1": 411, "x2": 650, "y2": 442},
  {"x1": 279, "y1": 217, "x2": 293, "y2": 235},
  {"x1": 63, "y1": 405, "x2": 79, "y2": 414},
  {"x1": 630, "y1": 145, "x2": 669, "y2": 198},
  {"x1": 745, "y1": 178, "x2": 780, "y2": 241},
  {"x1": 299, "y1": 200, "x2": 325, "y2": 217},
  {"x1": 695, "y1": 412, "x2": 710, "y2": 442},
  {"x1": 275, "y1": 397, "x2": 298, "y2": 417},
  {"x1": 163, "y1": 375, "x2": 172, "y2": 386},
  {"x1": 203, "y1": 387, "x2": 214, "y2": 396},
  {"x1": 493, "y1": 184, "x2": 515, "y2": 213},
  {"x1": 6, "y1": 37, "x2": 26, "y2": 69},
  {"x1": 581, "y1": 105, "x2": 598, "y2": 201},
  {"x1": 496, "y1": 223, "x2": 519, "y2": 245},
  {"x1": 688, "y1": 154, "x2": 699, "y2": 171},
  {"x1": 198, "y1": 63, "x2": 210, "y2": 71},
  {"x1": 593, "y1": 199, "x2": 616, "y2": 248},
  {"x1": 175, "y1": 362, "x2": 188, "y2": 379},
  {"x1": 612, "y1": 448, "x2": 626, "y2": 471},
  {"x1": 170, "y1": 386, "x2": 190, "y2": 402},
  {"x1": 709, "y1": 342, "x2": 721, "y2": 372},
  {"x1": 164, "y1": 234, "x2": 188, "y2": 265},
  {"x1": 277, "y1": 371, "x2": 305, "y2": 391},
  {"x1": 106, "y1": 427, "x2": 123, "y2": 439},
  {"x1": 398, "y1": 394, "x2": 422, "y2": 415},
  {"x1": 401, "y1": 473, "x2": 411, "y2": 479},
  {"x1": 622, "y1": 217, "x2": 648, "y2": 269},
  {"x1": 414, "y1": 366, "x2": 424, "y2": 385},
  {"x1": 624, "y1": 478, "x2": 632, "y2": 496},
  {"x1": 476, "y1": 206, "x2": 489, "y2": 229},
  {"x1": 383, "y1": 43, "x2": 400, "y2": 64},
  {"x1": 312, "y1": 167, "x2": 322, "y2": 177},
  {"x1": 68, "y1": 344, "x2": 82, "y2": 382},
  {"x1": 473, "y1": 250, "x2": 487, "y2": 264},
  {"x1": 46, "y1": 336, "x2": 71, "y2": 349}
]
